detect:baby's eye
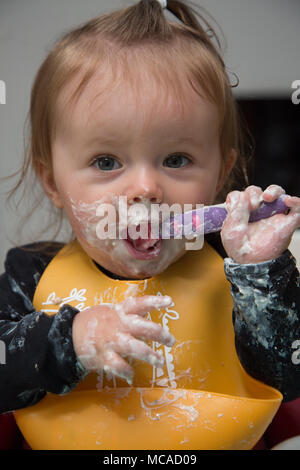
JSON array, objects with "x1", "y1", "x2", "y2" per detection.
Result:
[
  {"x1": 163, "y1": 154, "x2": 190, "y2": 168},
  {"x1": 92, "y1": 156, "x2": 122, "y2": 171}
]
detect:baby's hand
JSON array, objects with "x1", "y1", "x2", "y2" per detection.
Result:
[
  {"x1": 72, "y1": 295, "x2": 175, "y2": 384},
  {"x1": 221, "y1": 184, "x2": 300, "y2": 264}
]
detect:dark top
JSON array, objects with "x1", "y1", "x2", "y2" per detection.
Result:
[{"x1": 0, "y1": 232, "x2": 300, "y2": 414}]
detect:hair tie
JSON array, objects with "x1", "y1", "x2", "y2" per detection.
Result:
[{"x1": 157, "y1": 0, "x2": 167, "y2": 9}]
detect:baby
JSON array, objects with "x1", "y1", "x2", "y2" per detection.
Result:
[{"x1": 1, "y1": 0, "x2": 300, "y2": 450}]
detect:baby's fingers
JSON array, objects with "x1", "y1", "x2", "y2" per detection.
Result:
[
  {"x1": 244, "y1": 185, "x2": 264, "y2": 211},
  {"x1": 117, "y1": 295, "x2": 173, "y2": 317},
  {"x1": 279, "y1": 196, "x2": 300, "y2": 232},
  {"x1": 102, "y1": 350, "x2": 134, "y2": 384},
  {"x1": 114, "y1": 333, "x2": 165, "y2": 368},
  {"x1": 263, "y1": 184, "x2": 286, "y2": 202},
  {"x1": 283, "y1": 195, "x2": 300, "y2": 214},
  {"x1": 122, "y1": 313, "x2": 175, "y2": 347},
  {"x1": 223, "y1": 191, "x2": 249, "y2": 237}
]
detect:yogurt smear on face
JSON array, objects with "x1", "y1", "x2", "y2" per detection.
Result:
[{"x1": 69, "y1": 194, "x2": 186, "y2": 278}]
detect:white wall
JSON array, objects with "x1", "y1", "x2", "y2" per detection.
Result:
[
  {"x1": 0, "y1": 0, "x2": 300, "y2": 270},
  {"x1": 200, "y1": 0, "x2": 300, "y2": 98}
]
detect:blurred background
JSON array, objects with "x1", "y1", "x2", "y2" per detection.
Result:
[{"x1": 0, "y1": 0, "x2": 300, "y2": 269}]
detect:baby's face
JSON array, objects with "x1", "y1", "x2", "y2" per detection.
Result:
[{"x1": 46, "y1": 69, "x2": 226, "y2": 279}]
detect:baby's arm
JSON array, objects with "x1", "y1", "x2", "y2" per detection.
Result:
[
  {"x1": 0, "y1": 245, "x2": 86, "y2": 413},
  {"x1": 0, "y1": 244, "x2": 175, "y2": 414},
  {"x1": 221, "y1": 184, "x2": 300, "y2": 401},
  {"x1": 224, "y1": 250, "x2": 300, "y2": 402}
]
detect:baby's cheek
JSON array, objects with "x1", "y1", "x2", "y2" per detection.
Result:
[{"x1": 66, "y1": 195, "x2": 120, "y2": 247}]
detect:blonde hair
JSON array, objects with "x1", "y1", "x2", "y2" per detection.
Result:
[{"x1": 3, "y1": 0, "x2": 253, "y2": 253}]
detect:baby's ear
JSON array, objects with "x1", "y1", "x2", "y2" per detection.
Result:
[
  {"x1": 35, "y1": 161, "x2": 64, "y2": 209},
  {"x1": 216, "y1": 148, "x2": 237, "y2": 194}
]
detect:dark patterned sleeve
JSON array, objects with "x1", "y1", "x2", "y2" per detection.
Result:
[
  {"x1": 224, "y1": 249, "x2": 300, "y2": 402},
  {"x1": 0, "y1": 244, "x2": 87, "y2": 413}
]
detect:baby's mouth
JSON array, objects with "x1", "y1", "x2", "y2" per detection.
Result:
[{"x1": 124, "y1": 222, "x2": 162, "y2": 260}]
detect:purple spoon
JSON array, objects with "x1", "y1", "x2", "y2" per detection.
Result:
[{"x1": 160, "y1": 194, "x2": 289, "y2": 239}]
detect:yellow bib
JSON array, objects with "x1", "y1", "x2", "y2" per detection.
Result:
[{"x1": 14, "y1": 239, "x2": 282, "y2": 450}]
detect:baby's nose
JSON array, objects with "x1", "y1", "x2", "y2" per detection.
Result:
[
  {"x1": 127, "y1": 177, "x2": 163, "y2": 205},
  {"x1": 131, "y1": 195, "x2": 161, "y2": 204}
]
